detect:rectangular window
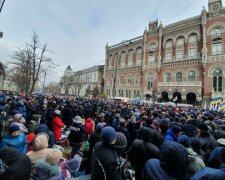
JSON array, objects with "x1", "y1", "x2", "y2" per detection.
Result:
[
  {"x1": 134, "y1": 90, "x2": 136, "y2": 98},
  {"x1": 212, "y1": 43, "x2": 223, "y2": 55},
  {"x1": 166, "y1": 52, "x2": 172, "y2": 62},
  {"x1": 149, "y1": 55, "x2": 155, "y2": 63},
  {"x1": 189, "y1": 48, "x2": 196, "y2": 59},
  {"x1": 177, "y1": 50, "x2": 184, "y2": 60},
  {"x1": 137, "y1": 90, "x2": 140, "y2": 98},
  {"x1": 126, "y1": 90, "x2": 128, "y2": 98}
]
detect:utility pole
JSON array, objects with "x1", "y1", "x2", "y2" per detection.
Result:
[{"x1": 0, "y1": 0, "x2": 5, "y2": 13}]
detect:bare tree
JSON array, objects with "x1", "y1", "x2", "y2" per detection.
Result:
[{"x1": 10, "y1": 31, "x2": 53, "y2": 94}]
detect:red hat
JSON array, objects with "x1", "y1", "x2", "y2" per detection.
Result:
[{"x1": 26, "y1": 133, "x2": 36, "y2": 143}]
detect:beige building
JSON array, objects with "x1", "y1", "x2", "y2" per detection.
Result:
[
  {"x1": 104, "y1": 0, "x2": 225, "y2": 105},
  {"x1": 61, "y1": 65, "x2": 104, "y2": 97}
]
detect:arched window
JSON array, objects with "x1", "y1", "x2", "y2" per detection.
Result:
[
  {"x1": 188, "y1": 71, "x2": 196, "y2": 81},
  {"x1": 135, "y1": 75, "x2": 141, "y2": 86},
  {"x1": 165, "y1": 40, "x2": 173, "y2": 62},
  {"x1": 147, "y1": 74, "x2": 154, "y2": 90},
  {"x1": 120, "y1": 52, "x2": 126, "y2": 68},
  {"x1": 213, "y1": 69, "x2": 223, "y2": 92},
  {"x1": 149, "y1": 43, "x2": 156, "y2": 63},
  {"x1": 176, "y1": 72, "x2": 182, "y2": 82},
  {"x1": 114, "y1": 53, "x2": 119, "y2": 69},
  {"x1": 136, "y1": 48, "x2": 143, "y2": 66},
  {"x1": 176, "y1": 37, "x2": 184, "y2": 61},
  {"x1": 164, "y1": 73, "x2": 171, "y2": 82},
  {"x1": 128, "y1": 50, "x2": 134, "y2": 67},
  {"x1": 211, "y1": 28, "x2": 223, "y2": 55},
  {"x1": 188, "y1": 34, "x2": 197, "y2": 59}
]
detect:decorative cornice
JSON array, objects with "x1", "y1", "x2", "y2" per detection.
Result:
[{"x1": 162, "y1": 59, "x2": 201, "y2": 67}]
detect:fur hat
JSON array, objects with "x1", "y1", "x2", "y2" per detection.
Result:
[
  {"x1": 8, "y1": 124, "x2": 20, "y2": 134},
  {"x1": 101, "y1": 126, "x2": 117, "y2": 144},
  {"x1": 46, "y1": 149, "x2": 62, "y2": 166}
]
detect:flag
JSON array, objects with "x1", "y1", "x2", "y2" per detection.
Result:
[
  {"x1": 210, "y1": 97, "x2": 223, "y2": 105},
  {"x1": 173, "y1": 96, "x2": 178, "y2": 102},
  {"x1": 219, "y1": 102, "x2": 225, "y2": 110}
]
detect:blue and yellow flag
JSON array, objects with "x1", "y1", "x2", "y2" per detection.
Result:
[
  {"x1": 219, "y1": 102, "x2": 225, "y2": 110},
  {"x1": 211, "y1": 97, "x2": 223, "y2": 105}
]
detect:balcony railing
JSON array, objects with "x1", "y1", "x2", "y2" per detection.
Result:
[
  {"x1": 208, "y1": 55, "x2": 225, "y2": 62},
  {"x1": 158, "y1": 81, "x2": 202, "y2": 87}
]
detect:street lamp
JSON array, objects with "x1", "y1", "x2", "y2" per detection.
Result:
[{"x1": 42, "y1": 64, "x2": 59, "y2": 92}]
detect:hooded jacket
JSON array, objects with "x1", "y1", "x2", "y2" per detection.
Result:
[
  {"x1": 33, "y1": 159, "x2": 64, "y2": 180},
  {"x1": 186, "y1": 148, "x2": 205, "y2": 177},
  {"x1": 143, "y1": 141, "x2": 189, "y2": 180},
  {"x1": 27, "y1": 133, "x2": 53, "y2": 165},
  {"x1": 165, "y1": 128, "x2": 179, "y2": 142},
  {"x1": 2, "y1": 132, "x2": 28, "y2": 154},
  {"x1": 0, "y1": 147, "x2": 31, "y2": 180},
  {"x1": 53, "y1": 116, "x2": 64, "y2": 141}
]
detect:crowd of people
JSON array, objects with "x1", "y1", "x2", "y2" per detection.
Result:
[{"x1": 0, "y1": 91, "x2": 225, "y2": 180}]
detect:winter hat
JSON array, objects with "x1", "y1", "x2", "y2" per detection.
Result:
[
  {"x1": 115, "y1": 132, "x2": 127, "y2": 149},
  {"x1": 198, "y1": 123, "x2": 208, "y2": 132},
  {"x1": 178, "y1": 135, "x2": 191, "y2": 148},
  {"x1": 13, "y1": 114, "x2": 23, "y2": 122},
  {"x1": 54, "y1": 110, "x2": 61, "y2": 115},
  {"x1": 160, "y1": 118, "x2": 170, "y2": 125},
  {"x1": 8, "y1": 124, "x2": 20, "y2": 134},
  {"x1": 96, "y1": 122, "x2": 106, "y2": 132},
  {"x1": 26, "y1": 133, "x2": 36, "y2": 143},
  {"x1": 101, "y1": 126, "x2": 117, "y2": 144},
  {"x1": 46, "y1": 149, "x2": 63, "y2": 166},
  {"x1": 171, "y1": 125, "x2": 181, "y2": 134}
]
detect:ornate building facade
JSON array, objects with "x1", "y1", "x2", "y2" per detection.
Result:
[{"x1": 104, "y1": 0, "x2": 225, "y2": 105}]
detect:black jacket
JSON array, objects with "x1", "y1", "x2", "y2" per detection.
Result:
[
  {"x1": 128, "y1": 139, "x2": 160, "y2": 180},
  {"x1": 91, "y1": 142, "x2": 120, "y2": 180},
  {"x1": 0, "y1": 147, "x2": 31, "y2": 180},
  {"x1": 68, "y1": 122, "x2": 86, "y2": 145}
]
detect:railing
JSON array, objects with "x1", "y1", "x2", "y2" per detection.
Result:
[
  {"x1": 208, "y1": 55, "x2": 225, "y2": 62},
  {"x1": 158, "y1": 81, "x2": 202, "y2": 86}
]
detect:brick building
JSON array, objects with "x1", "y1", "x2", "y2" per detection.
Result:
[{"x1": 104, "y1": 0, "x2": 225, "y2": 105}]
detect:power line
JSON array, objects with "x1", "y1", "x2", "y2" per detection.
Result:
[{"x1": 168, "y1": 0, "x2": 201, "y2": 21}]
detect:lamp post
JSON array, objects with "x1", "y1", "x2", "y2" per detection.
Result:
[{"x1": 42, "y1": 64, "x2": 59, "y2": 92}]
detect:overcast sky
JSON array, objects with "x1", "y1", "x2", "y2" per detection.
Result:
[{"x1": 0, "y1": 0, "x2": 224, "y2": 84}]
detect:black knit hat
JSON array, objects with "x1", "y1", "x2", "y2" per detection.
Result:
[
  {"x1": 171, "y1": 125, "x2": 181, "y2": 134},
  {"x1": 198, "y1": 123, "x2": 208, "y2": 132}
]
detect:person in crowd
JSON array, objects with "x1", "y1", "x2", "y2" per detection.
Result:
[
  {"x1": 85, "y1": 117, "x2": 94, "y2": 136},
  {"x1": 128, "y1": 126, "x2": 160, "y2": 180},
  {"x1": 26, "y1": 133, "x2": 36, "y2": 153},
  {"x1": 1, "y1": 125, "x2": 28, "y2": 154},
  {"x1": 178, "y1": 135, "x2": 205, "y2": 177},
  {"x1": 62, "y1": 104, "x2": 74, "y2": 126},
  {"x1": 143, "y1": 141, "x2": 189, "y2": 180},
  {"x1": 68, "y1": 116, "x2": 86, "y2": 158},
  {"x1": 52, "y1": 110, "x2": 64, "y2": 142},
  {"x1": 33, "y1": 149, "x2": 64, "y2": 180},
  {"x1": 36, "y1": 123, "x2": 55, "y2": 148},
  {"x1": 165, "y1": 124, "x2": 182, "y2": 142},
  {"x1": 91, "y1": 126, "x2": 120, "y2": 180},
  {"x1": 0, "y1": 147, "x2": 31, "y2": 180},
  {"x1": 10, "y1": 113, "x2": 28, "y2": 134},
  {"x1": 116, "y1": 118, "x2": 130, "y2": 143},
  {"x1": 191, "y1": 147, "x2": 225, "y2": 180},
  {"x1": 27, "y1": 133, "x2": 53, "y2": 169},
  {"x1": 207, "y1": 138, "x2": 225, "y2": 168},
  {"x1": 197, "y1": 123, "x2": 217, "y2": 162},
  {"x1": 86, "y1": 122, "x2": 105, "y2": 174},
  {"x1": 17, "y1": 101, "x2": 27, "y2": 119}
]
